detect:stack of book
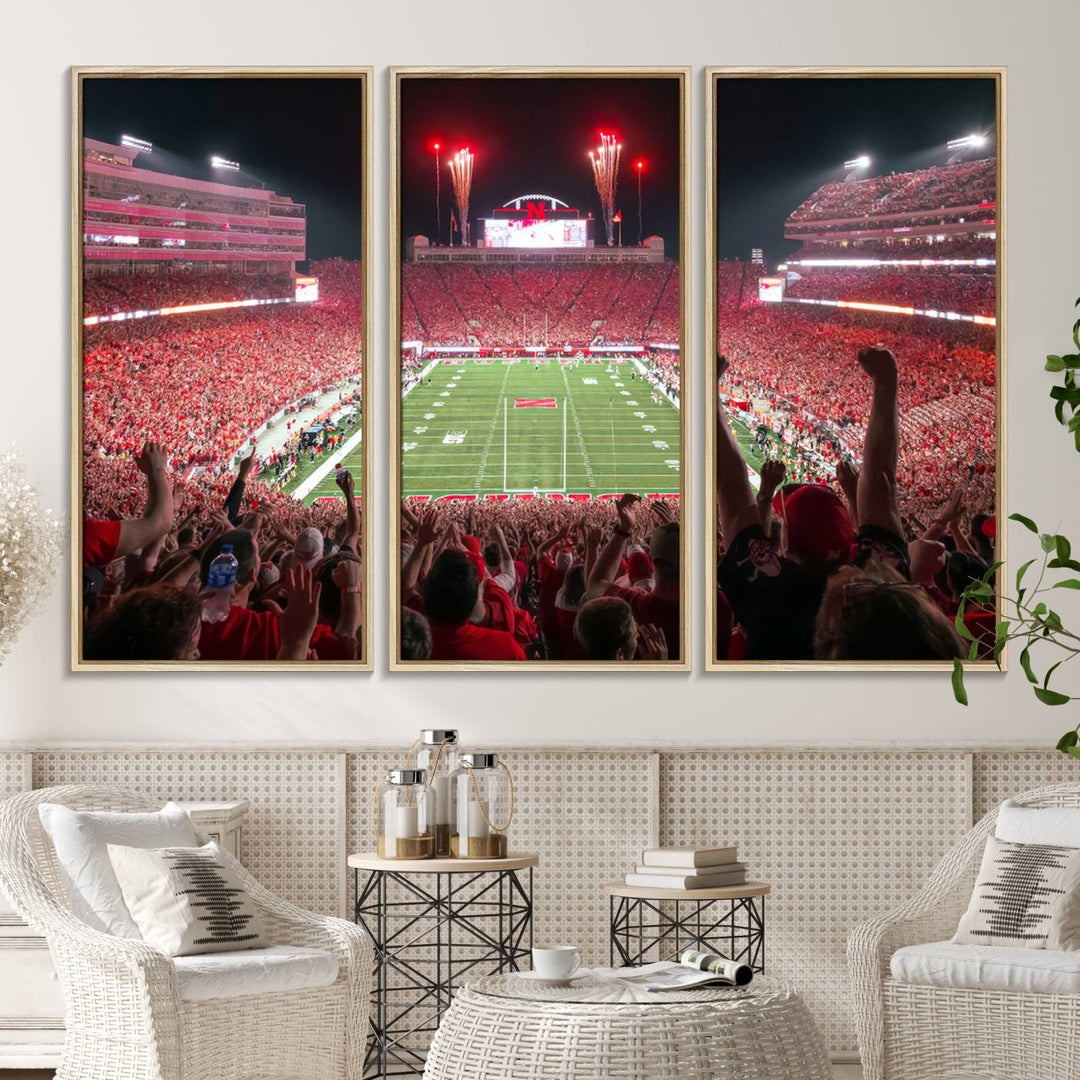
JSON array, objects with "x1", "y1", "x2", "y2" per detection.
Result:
[{"x1": 624, "y1": 845, "x2": 747, "y2": 890}]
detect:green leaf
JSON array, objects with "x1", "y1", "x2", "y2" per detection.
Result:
[
  {"x1": 1015, "y1": 559, "x2": 1036, "y2": 590},
  {"x1": 954, "y1": 610, "x2": 975, "y2": 641},
  {"x1": 1047, "y1": 355, "x2": 1066, "y2": 372},
  {"x1": 1034, "y1": 687, "x2": 1072, "y2": 706},
  {"x1": 970, "y1": 639, "x2": 981, "y2": 662},
  {"x1": 1020, "y1": 645, "x2": 1037, "y2": 684},
  {"x1": 952, "y1": 658, "x2": 968, "y2": 706},
  {"x1": 1047, "y1": 558, "x2": 1080, "y2": 572},
  {"x1": 1044, "y1": 660, "x2": 1064, "y2": 689},
  {"x1": 1041, "y1": 533, "x2": 1058, "y2": 553},
  {"x1": 1058, "y1": 536, "x2": 1073, "y2": 562},
  {"x1": 1052, "y1": 579, "x2": 1080, "y2": 590},
  {"x1": 1057, "y1": 731, "x2": 1079, "y2": 752},
  {"x1": 1066, "y1": 746, "x2": 1080, "y2": 762},
  {"x1": 1010, "y1": 513, "x2": 1039, "y2": 534}
]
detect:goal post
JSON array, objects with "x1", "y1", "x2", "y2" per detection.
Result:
[{"x1": 501, "y1": 395, "x2": 567, "y2": 494}]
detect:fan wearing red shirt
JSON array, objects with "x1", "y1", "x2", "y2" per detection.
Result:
[
  {"x1": 422, "y1": 550, "x2": 526, "y2": 662},
  {"x1": 83, "y1": 441, "x2": 174, "y2": 568},
  {"x1": 586, "y1": 494, "x2": 680, "y2": 661},
  {"x1": 196, "y1": 530, "x2": 281, "y2": 661}
]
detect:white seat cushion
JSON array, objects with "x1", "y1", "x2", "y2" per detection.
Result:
[
  {"x1": 173, "y1": 945, "x2": 339, "y2": 1002},
  {"x1": 891, "y1": 940, "x2": 1080, "y2": 995}
]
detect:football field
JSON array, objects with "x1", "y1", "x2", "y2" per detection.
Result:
[{"x1": 396, "y1": 359, "x2": 681, "y2": 499}]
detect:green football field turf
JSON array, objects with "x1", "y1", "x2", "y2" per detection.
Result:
[
  {"x1": 397, "y1": 359, "x2": 681, "y2": 498},
  {"x1": 288, "y1": 363, "x2": 770, "y2": 506}
]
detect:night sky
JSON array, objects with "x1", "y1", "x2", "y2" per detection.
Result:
[
  {"x1": 715, "y1": 76, "x2": 997, "y2": 265},
  {"x1": 83, "y1": 77, "x2": 364, "y2": 263},
  {"x1": 399, "y1": 76, "x2": 681, "y2": 252}
]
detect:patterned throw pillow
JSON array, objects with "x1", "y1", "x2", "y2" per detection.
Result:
[
  {"x1": 107, "y1": 841, "x2": 266, "y2": 957},
  {"x1": 953, "y1": 835, "x2": 1080, "y2": 950}
]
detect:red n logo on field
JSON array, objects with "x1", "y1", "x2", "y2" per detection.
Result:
[
  {"x1": 525, "y1": 202, "x2": 546, "y2": 220},
  {"x1": 514, "y1": 398, "x2": 557, "y2": 409}
]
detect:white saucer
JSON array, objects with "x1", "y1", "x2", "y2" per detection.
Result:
[{"x1": 514, "y1": 970, "x2": 590, "y2": 986}]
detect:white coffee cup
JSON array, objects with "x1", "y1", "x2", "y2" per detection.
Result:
[{"x1": 532, "y1": 945, "x2": 581, "y2": 979}]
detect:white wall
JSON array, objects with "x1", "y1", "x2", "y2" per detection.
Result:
[{"x1": 2, "y1": 0, "x2": 1078, "y2": 747}]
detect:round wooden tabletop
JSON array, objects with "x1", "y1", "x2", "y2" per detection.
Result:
[
  {"x1": 604, "y1": 880, "x2": 770, "y2": 901},
  {"x1": 348, "y1": 851, "x2": 540, "y2": 873}
]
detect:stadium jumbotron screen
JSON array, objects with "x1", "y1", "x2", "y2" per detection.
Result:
[{"x1": 481, "y1": 217, "x2": 588, "y2": 248}]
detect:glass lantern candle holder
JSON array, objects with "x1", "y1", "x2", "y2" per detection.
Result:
[
  {"x1": 415, "y1": 729, "x2": 461, "y2": 857},
  {"x1": 376, "y1": 769, "x2": 435, "y2": 859},
  {"x1": 452, "y1": 753, "x2": 514, "y2": 859}
]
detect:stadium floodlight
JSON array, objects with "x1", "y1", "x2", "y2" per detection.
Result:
[
  {"x1": 947, "y1": 133, "x2": 988, "y2": 150},
  {"x1": 211, "y1": 156, "x2": 240, "y2": 172},
  {"x1": 844, "y1": 155, "x2": 871, "y2": 170},
  {"x1": 120, "y1": 134, "x2": 152, "y2": 153}
]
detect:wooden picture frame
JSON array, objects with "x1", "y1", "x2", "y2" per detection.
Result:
[
  {"x1": 389, "y1": 67, "x2": 691, "y2": 671},
  {"x1": 704, "y1": 67, "x2": 1006, "y2": 671},
  {"x1": 72, "y1": 67, "x2": 374, "y2": 671}
]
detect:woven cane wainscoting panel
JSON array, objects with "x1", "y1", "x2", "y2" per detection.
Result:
[
  {"x1": 658, "y1": 751, "x2": 968, "y2": 1053},
  {"x1": 31, "y1": 752, "x2": 341, "y2": 916},
  {"x1": 972, "y1": 751, "x2": 1080, "y2": 819},
  {"x1": 0, "y1": 754, "x2": 28, "y2": 796},
  {"x1": 494, "y1": 751, "x2": 654, "y2": 968}
]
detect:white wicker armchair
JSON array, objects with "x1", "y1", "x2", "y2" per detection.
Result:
[
  {"x1": 0, "y1": 786, "x2": 373, "y2": 1080},
  {"x1": 849, "y1": 782, "x2": 1080, "y2": 1080}
]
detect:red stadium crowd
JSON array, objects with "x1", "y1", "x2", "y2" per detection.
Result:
[
  {"x1": 83, "y1": 446, "x2": 364, "y2": 662},
  {"x1": 83, "y1": 259, "x2": 363, "y2": 471},
  {"x1": 788, "y1": 157, "x2": 996, "y2": 223},
  {"x1": 80, "y1": 260, "x2": 365, "y2": 662},
  {"x1": 785, "y1": 270, "x2": 995, "y2": 313},
  {"x1": 83, "y1": 271, "x2": 292, "y2": 315},
  {"x1": 401, "y1": 262, "x2": 678, "y2": 348},
  {"x1": 399, "y1": 496, "x2": 681, "y2": 663}
]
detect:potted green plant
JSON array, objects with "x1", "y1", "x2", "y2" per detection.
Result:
[{"x1": 952, "y1": 298, "x2": 1080, "y2": 760}]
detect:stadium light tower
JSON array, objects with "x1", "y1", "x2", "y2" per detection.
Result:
[
  {"x1": 432, "y1": 140, "x2": 442, "y2": 245},
  {"x1": 210, "y1": 155, "x2": 240, "y2": 172},
  {"x1": 947, "y1": 133, "x2": 989, "y2": 163},
  {"x1": 120, "y1": 134, "x2": 152, "y2": 154},
  {"x1": 843, "y1": 155, "x2": 871, "y2": 181},
  {"x1": 635, "y1": 159, "x2": 645, "y2": 244}
]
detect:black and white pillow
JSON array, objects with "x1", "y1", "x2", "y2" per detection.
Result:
[
  {"x1": 953, "y1": 834, "x2": 1080, "y2": 950},
  {"x1": 107, "y1": 841, "x2": 266, "y2": 956}
]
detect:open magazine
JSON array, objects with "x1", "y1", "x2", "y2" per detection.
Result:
[{"x1": 595, "y1": 949, "x2": 753, "y2": 992}]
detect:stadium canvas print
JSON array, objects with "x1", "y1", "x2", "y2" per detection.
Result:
[
  {"x1": 73, "y1": 69, "x2": 372, "y2": 669},
  {"x1": 707, "y1": 69, "x2": 1004, "y2": 669},
  {"x1": 391, "y1": 68, "x2": 690, "y2": 669}
]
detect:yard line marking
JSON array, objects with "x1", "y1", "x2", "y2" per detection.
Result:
[
  {"x1": 473, "y1": 364, "x2": 512, "y2": 490},
  {"x1": 561, "y1": 363, "x2": 595, "y2": 488}
]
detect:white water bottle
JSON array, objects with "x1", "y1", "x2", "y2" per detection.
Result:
[{"x1": 202, "y1": 545, "x2": 238, "y2": 623}]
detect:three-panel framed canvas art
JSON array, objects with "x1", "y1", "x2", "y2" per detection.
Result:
[{"x1": 73, "y1": 66, "x2": 1004, "y2": 673}]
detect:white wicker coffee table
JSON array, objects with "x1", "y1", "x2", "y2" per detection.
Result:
[{"x1": 423, "y1": 971, "x2": 830, "y2": 1079}]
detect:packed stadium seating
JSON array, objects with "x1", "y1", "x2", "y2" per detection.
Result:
[
  {"x1": 784, "y1": 270, "x2": 996, "y2": 312},
  {"x1": 401, "y1": 262, "x2": 678, "y2": 348},
  {"x1": 788, "y1": 157, "x2": 995, "y2": 223},
  {"x1": 83, "y1": 271, "x2": 293, "y2": 315},
  {"x1": 81, "y1": 258, "x2": 366, "y2": 662}
]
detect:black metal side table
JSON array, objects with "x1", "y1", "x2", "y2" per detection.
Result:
[
  {"x1": 350, "y1": 851, "x2": 538, "y2": 1078},
  {"x1": 605, "y1": 880, "x2": 770, "y2": 972}
]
